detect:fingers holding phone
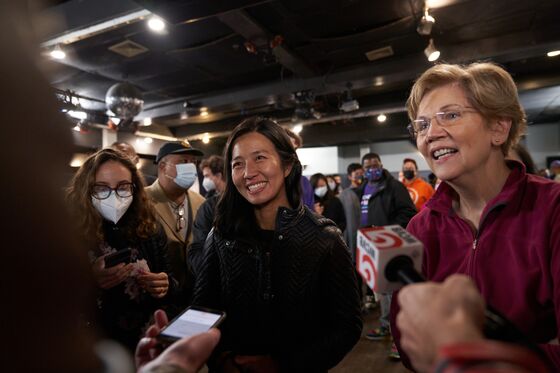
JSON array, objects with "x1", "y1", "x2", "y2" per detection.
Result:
[
  {"x1": 92, "y1": 255, "x2": 133, "y2": 289},
  {"x1": 138, "y1": 271, "x2": 169, "y2": 298}
]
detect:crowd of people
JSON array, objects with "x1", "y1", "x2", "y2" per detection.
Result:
[{"x1": 5, "y1": 3, "x2": 560, "y2": 372}]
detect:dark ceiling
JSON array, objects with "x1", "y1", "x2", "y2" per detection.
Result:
[{"x1": 39, "y1": 0, "x2": 560, "y2": 147}]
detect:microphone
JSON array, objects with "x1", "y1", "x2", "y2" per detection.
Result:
[{"x1": 356, "y1": 225, "x2": 548, "y2": 361}]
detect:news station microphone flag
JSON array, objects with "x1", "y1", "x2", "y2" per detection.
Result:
[{"x1": 357, "y1": 225, "x2": 549, "y2": 364}]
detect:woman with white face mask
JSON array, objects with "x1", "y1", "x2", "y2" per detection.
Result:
[
  {"x1": 310, "y1": 173, "x2": 347, "y2": 232},
  {"x1": 66, "y1": 149, "x2": 177, "y2": 352}
]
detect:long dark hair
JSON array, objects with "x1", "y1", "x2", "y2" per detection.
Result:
[
  {"x1": 214, "y1": 117, "x2": 302, "y2": 238},
  {"x1": 66, "y1": 148, "x2": 159, "y2": 247},
  {"x1": 310, "y1": 173, "x2": 335, "y2": 200}
]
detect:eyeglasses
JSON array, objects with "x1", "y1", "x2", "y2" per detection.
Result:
[
  {"x1": 91, "y1": 182, "x2": 134, "y2": 200},
  {"x1": 407, "y1": 106, "x2": 478, "y2": 138}
]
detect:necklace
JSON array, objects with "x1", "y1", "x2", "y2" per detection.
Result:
[{"x1": 170, "y1": 200, "x2": 186, "y2": 232}]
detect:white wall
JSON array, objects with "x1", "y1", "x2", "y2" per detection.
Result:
[
  {"x1": 526, "y1": 123, "x2": 560, "y2": 169},
  {"x1": 297, "y1": 146, "x2": 339, "y2": 176}
]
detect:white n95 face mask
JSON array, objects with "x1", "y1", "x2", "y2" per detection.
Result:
[
  {"x1": 314, "y1": 185, "x2": 328, "y2": 198},
  {"x1": 202, "y1": 177, "x2": 216, "y2": 192},
  {"x1": 173, "y1": 163, "x2": 197, "y2": 189},
  {"x1": 91, "y1": 192, "x2": 133, "y2": 224}
]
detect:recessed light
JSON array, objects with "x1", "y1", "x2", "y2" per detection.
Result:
[
  {"x1": 148, "y1": 16, "x2": 165, "y2": 32},
  {"x1": 377, "y1": 114, "x2": 387, "y2": 123}
]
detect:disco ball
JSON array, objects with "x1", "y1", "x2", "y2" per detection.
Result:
[{"x1": 105, "y1": 82, "x2": 144, "y2": 120}]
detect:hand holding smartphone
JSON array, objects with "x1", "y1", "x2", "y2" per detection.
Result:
[
  {"x1": 104, "y1": 248, "x2": 133, "y2": 268},
  {"x1": 158, "y1": 306, "x2": 226, "y2": 344}
]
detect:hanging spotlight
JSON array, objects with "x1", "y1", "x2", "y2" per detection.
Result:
[
  {"x1": 293, "y1": 124, "x2": 303, "y2": 134},
  {"x1": 417, "y1": 8, "x2": 435, "y2": 36},
  {"x1": 547, "y1": 50, "x2": 560, "y2": 57},
  {"x1": 424, "y1": 39, "x2": 440, "y2": 62},
  {"x1": 377, "y1": 114, "x2": 387, "y2": 123},
  {"x1": 50, "y1": 44, "x2": 66, "y2": 59}
]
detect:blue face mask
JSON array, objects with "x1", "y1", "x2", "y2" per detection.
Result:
[
  {"x1": 365, "y1": 167, "x2": 383, "y2": 182},
  {"x1": 172, "y1": 163, "x2": 197, "y2": 189}
]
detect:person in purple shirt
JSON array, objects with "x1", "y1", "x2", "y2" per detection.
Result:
[
  {"x1": 286, "y1": 128, "x2": 315, "y2": 209},
  {"x1": 391, "y1": 62, "x2": 560, "y2": 371}
]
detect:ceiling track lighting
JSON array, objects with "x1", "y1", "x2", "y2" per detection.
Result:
[
  {"x1": 424, "y1": 38, "x2": 440, "y2": 62},
  {"x1": 417, "y1": 7, "x2": 435, "y2": 36}
]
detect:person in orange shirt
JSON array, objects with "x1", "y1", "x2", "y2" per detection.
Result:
[{"x1": 402, "y1": 158, "x2": 434, "y2": 210}]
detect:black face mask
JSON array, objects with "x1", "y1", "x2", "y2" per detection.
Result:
[{"x1": 403, "y1": 170, "x2": 415, "y2": 180}]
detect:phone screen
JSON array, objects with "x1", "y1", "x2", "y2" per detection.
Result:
[{"x1": 160, "y1": 307, "x2": 224, "y2": 340}]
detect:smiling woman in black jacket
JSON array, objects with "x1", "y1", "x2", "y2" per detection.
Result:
[{"x1": 193, "y1": 117, "x2": 362, "y2": 373}]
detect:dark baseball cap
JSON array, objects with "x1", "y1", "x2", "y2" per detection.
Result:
[{"x1": 155, "y1": 140, "x2": 204, "y2": 163}]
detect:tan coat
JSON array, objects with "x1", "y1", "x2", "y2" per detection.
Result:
[{"x1": 146, "y1": 180, "x2": 205, "y2": 301}]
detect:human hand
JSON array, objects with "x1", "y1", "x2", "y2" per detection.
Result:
[
  {"x1": 136, "y1": 309, "x2": 169, "y2": 369},
  {"x1": 138, "y1": 271, "x2": 169, "y2": 298},
  {"x1": 314, "y1": 202, "x2": 324, "y2": 215},
  {"x1": 92, "y1": 255, "x2": 132, "y2": 289},
  {"x1": 137, "y1": 310, "x2": 220, "y2": 373},
  {"x1": 396, "y1": 274, "x2": 485, "y2": 373},
  {"x1": 234, "y1": 355, "x2": 280, "y2": 373}
]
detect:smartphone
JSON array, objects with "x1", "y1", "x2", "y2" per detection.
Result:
[
  {"x1": 158, "y1": 306, "x2": 226, "y2": 344},
  {"x1": 104, "y1": 248, "x2": 132, "y2": 268}
]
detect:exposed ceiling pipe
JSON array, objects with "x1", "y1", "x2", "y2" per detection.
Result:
[{"x1": 278, "y1": 105, "x2": 406, "y2": 126}]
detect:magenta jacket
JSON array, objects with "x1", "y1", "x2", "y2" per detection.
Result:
[{"x1": 391, "y1": 161, "x2": 560, "y2": 369}]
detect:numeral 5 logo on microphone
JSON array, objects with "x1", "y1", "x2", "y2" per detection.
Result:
[{"x1": 356, "y1": 244, "x2": 377, "y2": 291}]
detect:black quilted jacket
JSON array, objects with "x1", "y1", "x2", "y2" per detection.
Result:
[{"x1": 192, "y1": 205, "x2": 362, "y2": 372}]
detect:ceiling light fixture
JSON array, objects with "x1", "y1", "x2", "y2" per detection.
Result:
[
  {"x1": 202, "y1": 133, "x2": 210, "y2": 144},
  {"x1": 180, "y1": 101, "x2": 189, "y2": 120},
  {"x1": 200, "y1": 108, "x2": 209, "y2": 117},
  {"x1": 50, "y1": 44, "x2": 66, "y2": 60},
  {"x1": 142, "y1": 117, "x2": 152, "y2": 126},
  {"x1": 143, "y1": 137, "x2": 153, "y2": 144},
  {"x1": 417, "y1": 8, "x2": 435, "y2": 36},
  {"x1": 547, "y1": 50, "x2": 560, "y2": 57},
  {"x1": 293, "y1": 124, "x2": 303, "y2": 134},
  {"x1": 147, "y1": 16, "x2": 166, "y2": 32},
  {"x1": 424, "y1": 38, "x2": 440, "y2": 62},
  {"x1": 377, "y1": 114, "x2": 387, "y2": 123}
]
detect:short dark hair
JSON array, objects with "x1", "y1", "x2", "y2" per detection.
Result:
[
  {"x1": 215, "y1": 117, "x2": 302, "y2": 238},
  {"x1": 200, "y1": 155, "x2": 224, "y2": 176},
  {"x1": 347, "y1": 163, "x2": 362, "y2": 175},
  {"x1": 361, "y1": 152, "x2": 380, "y2": 164},
  {"x1": 403, "y1": 158, "x2": 418, "y2": 170}
]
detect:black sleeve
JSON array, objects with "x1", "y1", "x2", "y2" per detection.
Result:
[
  {"x1": 191, "y1": 230, "x2": 222, "y2": 309},
  {"x1": 390, "y1": 180, "x2": 417, "y2": 228},
  {"x1": 187, "y1": 196, "x2": 217, "y2": 280},
  {"x1": 146, "y1": 224, "x2": 180, "y2": 303},
  {"x1": 332, "y1": 197, "x2": 347, "y2": 232},
  {"x1": 280, "y1": 227, "x2": 362, "y2": 371}
]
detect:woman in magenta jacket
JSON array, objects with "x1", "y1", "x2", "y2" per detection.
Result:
[{"x1": 391, "y1": 62, "x2": 560, "y2": 371}]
